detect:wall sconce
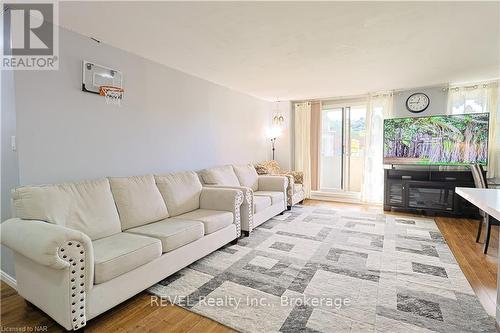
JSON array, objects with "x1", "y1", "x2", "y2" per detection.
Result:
[
  {"x1": 271, "y1": 100, "x2": 285, "y2": 128},
  {"x1": 272, "y1": 113, "x2": 285, "y2": 127}
]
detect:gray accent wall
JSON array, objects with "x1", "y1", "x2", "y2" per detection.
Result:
[
  {"x1": 1, "y1": 70, "x2": 19, "y2": 278},
  {"x1": 392, "y1": 86, "x2": 448, "y2": 118},
  {"x1": 1, "y1": 26, "x2": 272, "y2": 278},
  {"x1": 14, "y1": 27, "x2": 271, "y2": 185}
]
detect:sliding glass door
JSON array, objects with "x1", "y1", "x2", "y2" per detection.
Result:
[
  {"x1": 320, "y1": 108, "x2": 343, "y2": 190},
  {"x1": 318, "y1": 101, "x2": 367, "y2": 194}
]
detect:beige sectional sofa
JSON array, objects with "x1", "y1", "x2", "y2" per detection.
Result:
[
  {"x1": 199, "y1": 164, "x2": 288, "y2": 235},
  {"x1": 1, "y1": 171, "x2": 243, "y2": 331}
]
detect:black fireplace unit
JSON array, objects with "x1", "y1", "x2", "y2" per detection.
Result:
[{"x1": 383, "y1": 167, "x2": 480, "y2": 217}]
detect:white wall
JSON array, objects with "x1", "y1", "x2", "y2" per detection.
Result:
[
  {"x1": 1, "y1": 26, "x2": 271, "y2": 277},
  {"x1": 13, "y1": 27, "x2": 271, "y2": 185}
]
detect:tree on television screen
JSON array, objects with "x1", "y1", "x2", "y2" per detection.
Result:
[{"x1": 383, "y1": 113, "x2": 489, "y2": 165}]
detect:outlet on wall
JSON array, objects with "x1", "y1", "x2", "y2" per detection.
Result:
[{"x1": 11, "y1": 136, "x2": 16, "y2": 152}]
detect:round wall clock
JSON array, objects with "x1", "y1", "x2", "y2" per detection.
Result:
[{"x1": 406, "y1": 93, "x2": 430, "y2": 113}]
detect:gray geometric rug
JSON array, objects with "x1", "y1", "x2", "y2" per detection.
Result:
[{"x1": 148, "y1": 205, "x2": 496, "y2": 333}]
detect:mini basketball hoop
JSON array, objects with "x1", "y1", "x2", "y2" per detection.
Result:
[{"x1": 99, "y1": 85, "x2": 124, "y2": 106}]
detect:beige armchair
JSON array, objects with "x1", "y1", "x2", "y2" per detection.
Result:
[{"x1": 254, "y1": 160, "x2": 305, "y2": 209}]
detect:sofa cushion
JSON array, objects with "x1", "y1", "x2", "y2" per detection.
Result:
[
  {"x1": 11, "y1": 179, "x2": 121, "y2": 240},
  {"x1": 254, "y1": 191, "x2": 285, "y2": 205},
  {"x1": 233, "y1": 164, "x2": 259, "y2": 191},
  {"x1": 109, "y1": 175, "x2": 169, "y2": 230},
  {"x1": 253, "y1": 196, "x2": 272, "y2": 213},
  {"x1": 200, "y1": 165, "x2": 240, "y2": 186},
  {"x1": 155, "y1": 171, "x2": 202, "y2": 217},
  {"x1": 93, "y1": 232, "x2": 162, "y2": 284},
  {"x1": 126, "y1": 218, "x2": 204, "y2": 253},
  {"x1": 173, "y1": 209, "x2": 233, "y2": 235}
]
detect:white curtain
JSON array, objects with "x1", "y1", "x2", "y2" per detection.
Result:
[
  {"x1": 294, "y1": 102, "x2": 312, "y2": 198},
  {"x1": 447, "y1": 83, "x2": 493, "y2": 115},
  {"x1": 361, "y1": 93, "x2": 393, "y2": 204},
  {"x1": 487, "y1": 84, "x2": 499, "y2": 178},
  {"x1": 447, "y1": 82, "x2": 499, "y2": 177}
]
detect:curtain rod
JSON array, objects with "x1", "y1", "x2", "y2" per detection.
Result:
[
  {"x1": 445, "y1": 80, "x2": 499, "y2": 91},
  {"x1": 292, "y1": 79, "x2": 500, "y2": 104}
]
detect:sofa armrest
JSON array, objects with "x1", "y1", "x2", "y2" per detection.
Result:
[
  {"x1": 203, "y1": 185, "x2": 254, "y2": 233},
  {"x1": 200, "y1": 187, "x2": 244, "y2": 212},
  {"x1": 1, "y1": 218, "x2": 93, "y2": 270},
  {"x1": 258, "y1": 175, "x2": 288, "y2": 192},
  {"x1": 280, "y1": 174, "x2": 295, "y2": 206},
  {"x1": 1, "y1": 218, "x2": 94, "y2": 330},
  {"x1": 200, "y1": 188, "x2": 244, "y2": 237}
]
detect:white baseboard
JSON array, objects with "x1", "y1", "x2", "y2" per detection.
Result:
[
  {"x1": 1, "y1": 270, "x2": 17, "y2": 290},
  {"x1": 310, "y1": 191, "x2": 361, "y2": 204}
]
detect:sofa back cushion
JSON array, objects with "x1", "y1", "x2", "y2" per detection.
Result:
[
  {"x1": 109, "y1": 175, "x2": 169, "y2": 230},
  {"x1": 11, "y1": 178, "x2": 121, "y2": 240},
  {"x1": 199, "y1": 165, "x2": 240, "y2": 186},
  {"x1": 155, "y1": 171, "x2": 202, "y2": 217},
  {"x1": 233, "y1": 164, "x2": 259, "y2": 191}
]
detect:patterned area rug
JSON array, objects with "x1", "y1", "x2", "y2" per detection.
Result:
[{"x1": 148, "y1": 206, "x2": 496, "y2": 333}]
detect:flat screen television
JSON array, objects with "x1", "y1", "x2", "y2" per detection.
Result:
[{"x1": 383, "y1": 113, "x2": 489, "y2": 165}]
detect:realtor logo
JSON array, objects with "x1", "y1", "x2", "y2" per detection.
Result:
[{"x1": 2, "y1": 1, "x2": 58, "y2": 70}]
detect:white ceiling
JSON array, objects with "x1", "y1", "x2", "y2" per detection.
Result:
[{"x1": 59, "y1": 1, "x2": 500, "y2": 101}]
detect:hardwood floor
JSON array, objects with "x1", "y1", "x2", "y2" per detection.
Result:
[
  {"x1": 1, "y1": 199, "x2": 497, "y2": 332},
  {"x1": 0, "y1": 281, "x2": 235, "y2": 333}
]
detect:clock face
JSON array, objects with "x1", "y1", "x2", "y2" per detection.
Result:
[{"x1": 406, "y1": 93, "x2": 430, "y2": 113}]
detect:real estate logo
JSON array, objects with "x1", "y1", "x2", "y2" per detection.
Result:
[{"x1": 2, "y1": 1, "x2": 58, "y2": 70}]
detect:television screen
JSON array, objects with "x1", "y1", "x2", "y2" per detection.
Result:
[{"x1": 383, "y1": 113, "x2": 489, "y2": 165}]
